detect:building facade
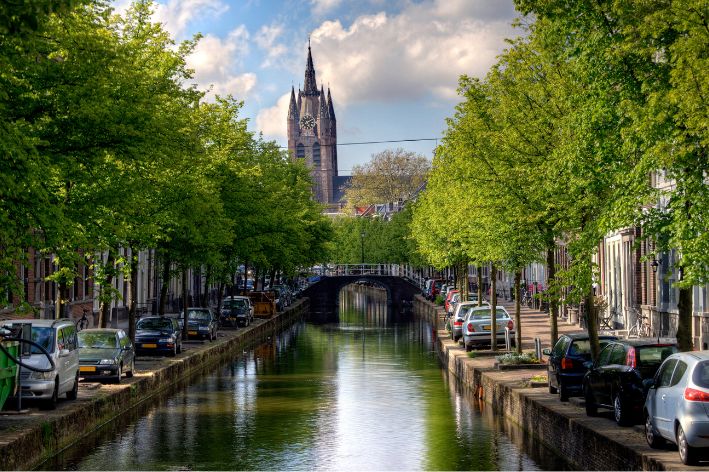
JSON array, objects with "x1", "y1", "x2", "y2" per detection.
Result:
[{"x1": 287, "y1": 44, "x2": 339, "y2": 205}]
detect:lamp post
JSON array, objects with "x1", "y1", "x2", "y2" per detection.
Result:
[
  {"x1": 360, "y1": 231, "x2": 366, "y2": 265},
  {"x1": 651, "y1": 258, "x2": 659, "y2": 273}
]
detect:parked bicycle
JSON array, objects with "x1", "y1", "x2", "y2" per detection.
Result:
[
  {"x1": 628, "y1": 308, "x2": 651, "y2": 337},
  {"x1": 76, "y1": 308, "x2": 90, "y2": 331}
]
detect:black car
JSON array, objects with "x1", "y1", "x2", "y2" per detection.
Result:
[
  {"x1": 583, "y1": 339, "x2": 678, "y2": 425},
  {"x1": 78, "y1": 328, "x2": 135, "y2": 383},
  {"x1": 135, "y1": 316, "x2": 183, "y2": 356},
  {"x1": 220, "y1": 296, "x2": 253, "y2": 327},
  {"x1": 543, "y1": 333, "x2": 617, "y2": 401},
  {"x1": 186, "y1": 308, "x2": 218, "y2": 341}
]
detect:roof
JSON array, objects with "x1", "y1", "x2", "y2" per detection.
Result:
[
  {"x1": 561, "y1": 332, "x2": 619, "y2": 340},
  {"x1": 78, "y1": 328, "x2": 122, "y2": 333},
  {"x1": 4, "y1": 318, "x2": 74, "y2": 327},
  {"x1": 609, "y1": 338, "x2": 678, "y2": 347}
]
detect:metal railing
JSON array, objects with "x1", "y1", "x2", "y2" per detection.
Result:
[{"x1": 326, "y1": 264, "x2": 426, "y2": 289}]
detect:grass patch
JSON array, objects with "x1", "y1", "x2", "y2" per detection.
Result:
[
  {"x1": 467, "y1": 351, "x2": 477, "y2": 358},
  {"x1": 529, "y1": 374, "x2": 547, "y2": 383}
]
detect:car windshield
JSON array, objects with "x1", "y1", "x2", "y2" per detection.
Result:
[
  {"x1": 223, "y1": 299, "x2": 248, "y2": 309},
  {"x1": 30, "y1": 327, "x2": 55, "y2": 354},
  {"x1": 692, "y1": 361, "x2": 709, "y2": 388},
  {"x1": 636, "y1": 345, "x2": 679, "y2": 367},
  {"x1": 469, "y1": 309, "x2": 509, "y2": 320},
  {"x1": 78, "y1": 332, "x2": 117, "y2": 349},
  {"x1": 188, "y1": 310, "x2": 211, "y2": 321},
  {"x1": 136, "y1": 318, "x2": 173, "y2": 331}
]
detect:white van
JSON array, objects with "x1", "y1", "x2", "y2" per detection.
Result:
[{"x1": 5, "y1": 318, "x2": 80, "y2": 409}]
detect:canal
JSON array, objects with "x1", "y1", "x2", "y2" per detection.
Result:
[{"x1": 41, "y1": 285, "x2": 567, "y2": 470}]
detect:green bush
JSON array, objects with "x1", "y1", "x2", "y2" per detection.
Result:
[
  {"x1": 434, "y1": 294, "x2": 445, "y2": 305},
  {"x1": 495, "y1": 352, "x2": 540, "y2": 365}
]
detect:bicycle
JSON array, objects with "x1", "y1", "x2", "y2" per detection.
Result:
[
  {"x1": 628, "y1": 308, "x2": 651, "y2": 338},
  {"x1": 76, "y1": 308, "x2": 90, "y2": 331}
]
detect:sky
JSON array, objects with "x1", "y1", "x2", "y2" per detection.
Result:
[{"x1": 113, "y1": 0, "x2": 523, "y2": 175}]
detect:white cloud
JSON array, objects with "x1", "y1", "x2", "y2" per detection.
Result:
[
  {"x1": 311, "y1": 0, "x2": 343, "y2": 17},
  {"x1": 254, "y1": 23, "x2": 287, "y2": 68},
  {"x1": 153, "y1": 0, "x2": 229, "y2": 38},
  {"x1": 306, "y1": 0, "x2": 517, "y2": 106},
  {"x1": 255, "y1": 93, "x2": 291, "y2": 140},
  {"x1": 187, "y1": 27, "x2": 257, "y2": 99}
]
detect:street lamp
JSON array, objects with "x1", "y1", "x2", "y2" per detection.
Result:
[
  {"x1": 651, "y1": 259, "x2": 659, "y2": 273},
  {"x1": 360, "y1": 231, "x2": 366, "y2": 265}
]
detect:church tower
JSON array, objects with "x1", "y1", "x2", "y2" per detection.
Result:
[{"x1": 287, "y1": 43, "x2": 338, "y2": 205}]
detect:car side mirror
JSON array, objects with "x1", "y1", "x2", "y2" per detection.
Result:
[
  {"x1": 542, "y1": 348, "x2": 552, "y2": 356},
  {"x1": 59, "y1": 349, "x2": 71, "y2": 358}
]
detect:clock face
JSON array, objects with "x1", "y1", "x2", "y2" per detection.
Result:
[{"x1": 300, "y1": 114, "x2": 315, "y2": 130}]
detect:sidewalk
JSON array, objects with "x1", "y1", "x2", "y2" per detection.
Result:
[{"x1": 431, "y1": 299, "x2": 699, "y2": 470}]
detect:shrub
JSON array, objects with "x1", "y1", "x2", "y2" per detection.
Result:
[
  {"x1": 434, "y1": 294, "x2": 444, "y2": 305},
  {"x1": 495, "y1": 352, "x2": 540, "y2": 365}
]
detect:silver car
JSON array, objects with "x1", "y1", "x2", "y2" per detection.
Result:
[
  {"x1": 4, "y1": 318, "x2": 80, "y2": 409},
  {"x1": 645, "y1": 351, "x2": 709, "y2": 465},
  {"x1": 461, "y1": 305, "x2": 515, "y2": 351},
  {"x1": 449, "y1": 302, "x2": 477, "y2": 342}
]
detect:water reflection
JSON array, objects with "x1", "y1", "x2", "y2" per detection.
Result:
[{"x1": 41, "y1": 285, "x2": 566, "y2": 471}]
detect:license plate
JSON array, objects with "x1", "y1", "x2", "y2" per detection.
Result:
[
  {"x1": 142, "y1": 343, "x2": 157, "y2": 348},
  {"x1": 482, "y1": 325, "x2": 491, "y2": 331},
  {"x1": 79, "y1": 366, "x2": 96, "y2": 372},
  {"x1": 189, "y1": 331, "x2": 197, "y2": 336}
]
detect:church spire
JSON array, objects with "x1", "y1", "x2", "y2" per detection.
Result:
[
  {"x1": 327, "y1": 87, "x2": 336, "y2": 121},
  {"x1": 303, "y1": 42, "x2": 318, "y2": 96},
  {"x1": 319, "y1": 85, "x2": 327, "y2": 118},
  {"x1": 288, "y1": 86, "x2": 298, "y2": 119}
]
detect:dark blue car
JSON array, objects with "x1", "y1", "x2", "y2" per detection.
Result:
[
  {"x1": 135, "y1": 316, "x2": 183, "y2": 357},
  {"x1": 543, "y1": 333, "x2": 617, "y2": 401}
]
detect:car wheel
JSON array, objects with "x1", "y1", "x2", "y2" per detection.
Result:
[
  {"x1": 126, "y1": 358, "x2": 135, "y2": 378},
  {"x1": 677, "y1": 424, "x2": 698, "y2": 465},
  {"x1": 66, "y1": 372, "x2": 79, "y2": 400},
  {"x1": 177, "y1": 342, "x2": 182, "y2": 354},
  {"x1": 465, "y1": 343, "x2": 472, "y2": 352},
  {"x1": 548, "y1": 374, "x2": 558, "y2": 394},
  {"x1": 42, "y1": 378, "x2": 59, "y2": 410},
  {"x1": 614, "y1": 394, "x2": 632, "y2": 426},
  {"x1": 114, "y1": 364, "x2": 122, "y2": 384},
  {"x1": 645, "y1": 413, "x2": 664, "y2": 448},
  {"x1": 558, "y1": 381, "x2": 569, "y2": 402},
  {"x1": 169, "y1": 344, "x2": 177, "y2": 357},
  {"x1": 584, "y1": 387, "x2": 597, "y2": 417}
]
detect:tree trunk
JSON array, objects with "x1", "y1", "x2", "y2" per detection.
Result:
[
  {"x1": 99, "y1": 250, "x2": 116, "y2": 329},
  {"x1": 159, "y1": 255, "x2": 170, "y2": 316},
  {"x1": 477, "y1": 267, "x2": 483, "y2": 306},
  {"x1": 182, "y1": 268, "x2": 189, "y2": 341},
  {"x1": 243, "y1": 261, "x2": 249, "y2": 293},
  {"x1": 216, "y1": 283, "x2": 225, "y2": 318},
  {"x1": 514, "y1": 270, "x2": 522, "y2": 354},
  {"x1": 269, "y1": 267, "x2": 277, "y2": 289},
  {"x1": 586, "y1": 274, "x2": 601, "y2": 363},
  {"x1": 203, "y1": 265, "x2": 212, "y2": 307},
  {"x1": 676, "y1": 285, "x2": 693, "y2": 351},
  {"x1": 128, "y1": 248, "x2": 138, "y2": 343},
  {"x1": 546, "y1": 246, "x2": 558, "y2": 345},
  {"x1": 490, "y1": 264, "x2": 498, "y2": 352}
]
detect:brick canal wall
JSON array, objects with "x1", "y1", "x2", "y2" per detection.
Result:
[
  {"x1": 0, "y1": 299, "x2": 309, "y2": 471},
  {"x1": 413, "y1": 295, "x2": 676, "y2": 471}
]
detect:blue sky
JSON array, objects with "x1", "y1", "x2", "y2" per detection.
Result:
[{"x1": 115, "y1": 0, "x2": 521, "y2": 174}]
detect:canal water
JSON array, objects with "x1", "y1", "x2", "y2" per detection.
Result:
[{"x1": 41, "y1": 285, "x2": 567, "y2": 471}]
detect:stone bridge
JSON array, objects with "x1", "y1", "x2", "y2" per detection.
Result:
[{"x1": 300, "y1": 265, "x2": 423, "y2": 316}]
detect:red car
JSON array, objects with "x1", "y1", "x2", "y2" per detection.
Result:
[{"x1": 444, "y1": 290, "x2": 459, "y2": 313}]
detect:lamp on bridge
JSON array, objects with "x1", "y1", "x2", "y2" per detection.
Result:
[{"x1": 360, "y1": 231, "x2": 366, "y2": 265}]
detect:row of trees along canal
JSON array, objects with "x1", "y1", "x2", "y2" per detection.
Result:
[
  {"x1": 0, "y1": 0, "x2": 332, "y2": 341},
  {"x1": 410, "y1": 1, "x2": 709, "y2": 358}
]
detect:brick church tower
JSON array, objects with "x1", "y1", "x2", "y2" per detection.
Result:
[{"x1": 287, "y1": 43, "x2": 338, "y2": 205}]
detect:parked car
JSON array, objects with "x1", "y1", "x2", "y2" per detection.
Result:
[
  {"x1": 461, "y1": 305, "x2": 516, "y2": 351},
  {"x1": 3, "y1": 318, "x2": 79, "y2": 409},
  {"x1": 186, "y1": 308, "x2": 218, "y2": 341},
  {"x1": 447, "y1": 291, "x2": 461, "y2": 317},
  {"x1": 135, "y1": 316, "x2": 183, "y2": 357},
  {"x1": 444, "y1": 290, "x2": 459, "y2": 315},
  {"x1": 271, "y1": 285, "x2": 293, "y2": 308},
  {"x1": 583, "y1": 339, "x2": 678, "y2": 425},
  {"x1": 449, "y1": 301, "x2": 477, "y2": 342},
  {"x1": 645, "y1": 351, "x2": 709, "y2": 465},
  {"x1": 78, "y1": 328, "x2": 135, "y2": 383},
  {"x1": 221, "y1": 296, "x2": 254, "y2": 327},
  {"x1": 425, "y1": 279, "x2": 444, "y2": 301},
  {"x1": 543, "y1": 333, "x2": 618, "y2": 401}
]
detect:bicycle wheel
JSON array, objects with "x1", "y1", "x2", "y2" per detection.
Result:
[{"x1": 628, "y1": 324, "x2": 639, "y2": 338}]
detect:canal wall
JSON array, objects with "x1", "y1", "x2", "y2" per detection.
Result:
[
  {"x1": 0, "y1": 299, "x2": 309, "y2": 471},
  {"x1": 413, "y1": 295, "x2": 682, "y2": 471}
]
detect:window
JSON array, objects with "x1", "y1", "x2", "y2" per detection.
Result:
[
  {"x1": 312, "y1": 142, "x2": 321, "y2": 166},
  {"x1": 692, "y1": 361, "x2": 709, "y2": 388},
  {"x1": 609, "y1": 344, "x2": 627, "y2": 365},
  {"x1": 670, "y1": 361, "x2": 688, "y2": 387},
  {"x1": 553, "y1": 336, "x2": 570, "y2": 357},
  {"x1": 296, "y1": 143, "x2": 305, "y2": 159},
  {"x1": 656, "y1": 359, "x2": 677, "y2": 388},
  {"x1": 598, "y1": 344, "x2": 613, "y2": 366}
]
